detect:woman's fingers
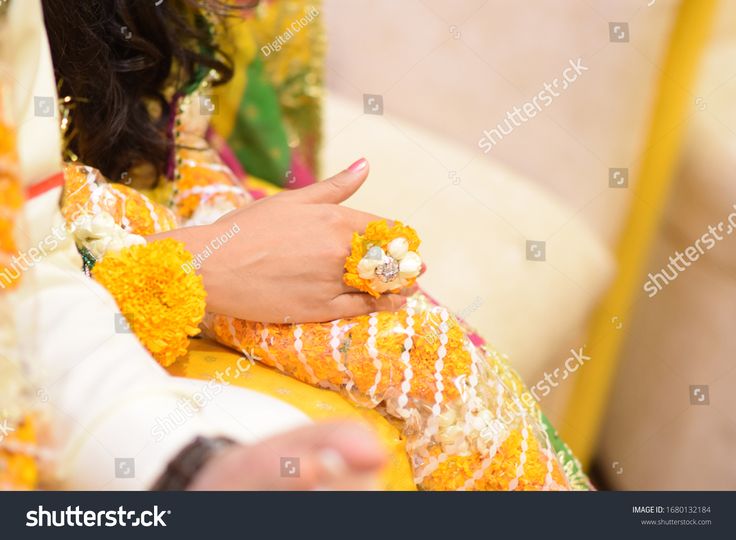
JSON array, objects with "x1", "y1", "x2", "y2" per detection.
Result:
[
  {"x1": 285, "y1": 158, "x2": 370, "y2": 204},
  {"x1": 327, "y1": 292, "x2": 407, "y2": 319}
]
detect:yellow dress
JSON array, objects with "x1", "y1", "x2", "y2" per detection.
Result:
[{"x1": 171, "y1": 339, "x2": 415, "y2": 490}]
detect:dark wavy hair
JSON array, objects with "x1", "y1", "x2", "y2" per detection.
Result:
[{"x1": 41, "y1": 0, "x2": 242, "y2": 183}]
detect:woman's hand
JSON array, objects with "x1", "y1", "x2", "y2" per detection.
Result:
[
  {"x1": 189, "y1": 422, "x2": 386, "y2": 491},
  {"x1": 158, "y1": 159, "x2": 408, "y2": 323}
]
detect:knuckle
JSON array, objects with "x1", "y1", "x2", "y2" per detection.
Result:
[
  {"x1": 327, "y1": 177, "x2": 345, "y2": 193},
  {"x1": 317, "y1": 204, "x2": 342, "y2": 226},
  {"x1": 327, "y1": 205, "x2": 345, "y2": 225}
]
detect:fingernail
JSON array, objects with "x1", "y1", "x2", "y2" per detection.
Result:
[{"x1": 347, "y1": 158, "x2": 368, "y2": 173}]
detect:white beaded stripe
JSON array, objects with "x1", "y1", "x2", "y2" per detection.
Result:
[
  {"x1": 459, "y1": 431, "x2": 511, "y2": 491},
  {"x1": 505, "y1": 375, "x2": 549, "y2": 490},
  {"x1": 432, "y1": 309, "x2": 450, "y2": 414},
  {"x1": 413, "y1": 308, "x2": 451, "y2": 484},
  {"x1": 108, "y1": 188, "x2": 131, "y2": 230},
  {"x1": 293, "y1": 325, "x2": 319, "y2": 385},
  {"x1": 532, "y1": 410, "x2": 557, "y2": 491},
  {"x1": 461, "y1": 347, "x2": 511, "y2": 490},
  {"x1": 329, "y1": 320, "x2": 349, "y2": 376},
  {"x1": 63, "y1": 167, "x2": 97, "y2": 201},
  {"x1": 259, "y1": 327, "x2": 285, "y2": 372},
  {"x1": 226, "y1": 317, "x2": 243, "y2": 354},
  {"x1": 88, "y1": 181, "x2": 105, "y2": 217},
  {"x1": 414, "y1": 452, "x2": 448, "y2": 485},
  {"x1": 366, "y1": 313, "x2": 383, "y2": 404},
  {"x1": 396, "y1": 298, "x2": 416, "y2": 418},
  {"x1": 506, "y1": 398, "x2": 530, "y2": 491},
  {"x1": 141, "y1": 193, "x2": 163, "y2": 232},
  {"x1": 329, "y1": 320, "x2": 352, "y2": 395},
  {"x1": 542, "y1": 445, "x2": 560, "y2": 491},
  {"x1": 463, "y1": 343, "x2": 483, "y2": 437}
]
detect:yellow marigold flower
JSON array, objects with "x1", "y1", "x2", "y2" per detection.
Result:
[
  {"x1": 344, "y1": 220, "x2": 422, "y2": 298},
  {"x1": 92, "y1": 239, "x2": 206, "y2": 367}
]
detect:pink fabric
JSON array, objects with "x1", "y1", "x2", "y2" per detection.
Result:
[
  {"x1": 207, "y1": 128, "x2": 315, "y2": 193},
  {"x1": 286, "y1": 153, "x2": 316, "y2": 189},
  {"x1": 208, "y1": 128, "x2": 249, "y2": 181}
]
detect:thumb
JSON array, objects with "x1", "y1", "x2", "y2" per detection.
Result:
[{"x1": 287, "y1": 158, "x2": 369, "y2": 204}]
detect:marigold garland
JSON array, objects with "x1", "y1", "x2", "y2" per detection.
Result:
[
  {"x1": 344, "y1": 220, "x2": 422, "y2": 298},
  {"x1": 0, "y1": 121, "x2": 23, "y2": 289},
  {"x1": 205, "y1": 292, "x2": 572, "y2": 491},
  {"x1": 61, "y1": 164, "x2": 178, "y2": 237},
  {"x1": 91, "y1": 239, "x2": 206, "y2": 367},
  {"x1": 0, "y1": 416, "x2": 39, "y2": 491}
]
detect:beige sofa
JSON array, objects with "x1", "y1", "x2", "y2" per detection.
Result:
[
  {"x1": 322, "y1": 0, "x2": 680, "y2": 417},
  {"x1": 324, "y1": 0, "x2": 736, "y2": 490},
  {"x1": 600, "y1": 34, "x2": 736, "y2": 490}
]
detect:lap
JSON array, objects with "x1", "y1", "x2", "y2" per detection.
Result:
[{"x1": 169, "y1": 337, "x2": 416, "y2": 491}]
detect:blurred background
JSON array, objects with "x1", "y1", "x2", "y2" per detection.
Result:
[{"x1": 320, "y1": 0, "x2": 736, "y2": 489}]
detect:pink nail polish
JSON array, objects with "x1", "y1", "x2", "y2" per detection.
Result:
[{"x1": 347, "y1": 158, "x2": 368, "y2": 173}]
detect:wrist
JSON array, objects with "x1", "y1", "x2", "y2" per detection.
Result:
[
  {"x1": 151, "y1": 436, "x2": 236, "y2": 491},
  {"x1": 146, "y1": 224, "x2": 214, "y2": 268},
  {"x1": 146, "y1": 221, "x2": 225, "y2": 291}
]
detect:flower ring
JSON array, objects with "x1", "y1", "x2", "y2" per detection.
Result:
[{"x1": 343, "y1": 220, "x2": 422, "y2": 298}]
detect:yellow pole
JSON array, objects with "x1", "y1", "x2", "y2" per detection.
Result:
[{"x1": 560, "y1": 0, "x2": 719, "y2": 467}]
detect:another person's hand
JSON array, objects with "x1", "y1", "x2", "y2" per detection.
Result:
[
  {"x1": 189, "y1": 422, "x2": 386, "y2": 491},
  {"x1": 158, "y1": 158, "x2": 408, "y2": 323}
]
